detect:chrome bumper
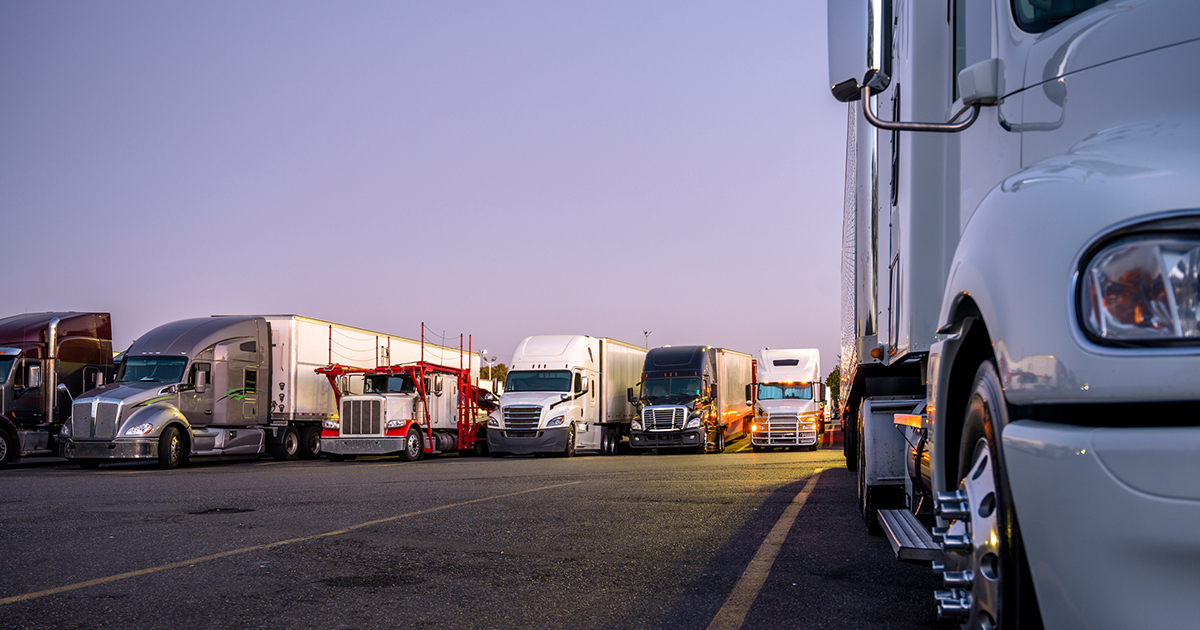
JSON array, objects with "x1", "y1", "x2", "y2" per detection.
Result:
[{"x1": 60, "y1": 438, "x2": 157, "y2": 460}]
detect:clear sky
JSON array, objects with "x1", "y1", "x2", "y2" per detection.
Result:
[{"x1": 1, "y1": 0, "x2": 846, "y2": 375}]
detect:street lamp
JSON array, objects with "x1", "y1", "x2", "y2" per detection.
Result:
[{"x1": 643, "y1": 330, "x2": 652, "y2": 349}]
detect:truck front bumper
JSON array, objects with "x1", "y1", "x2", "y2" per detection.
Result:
[
  {"x1": 487, "y1": 427, "x2": 568, "y2": 455},
  {"x1": 629, "y1": 428, "x2": 703, "y2": 450},
  {"x1": 751, "y1": 426, "x2": 817, "y2": 447},
  {"x1": 1002, "y1": 420, "x2": 1200, "y2": 630},
  {"x1": 60, "y1": 438, "x2": 157, "y2": 460},
  {"x1": 322, "y1": 437, "x2": 406, "y2": 456}
]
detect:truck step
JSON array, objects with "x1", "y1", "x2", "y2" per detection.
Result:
[{"x1": 879, "y1": 509, "x2": 940, "y2": 564}]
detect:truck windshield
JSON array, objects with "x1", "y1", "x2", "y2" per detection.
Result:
[
  {"x1": 641, "y1": 377, "x2": 701, "y2": 403},
  {"x1": 758, "y1": 383, "x2": 812, "y2": 400},
  {"x1": 0, "y1": 356, "x2": 16, "y2": 384},
  {"x1": 365, "y1": 374, "x2": 415, "y2": 394},
  {"x1": 505, "y1": 370, "x2": 571, "y2": 392},
  {"x1": 117, "y1": 357, "x2": 188, "y2": 384}
]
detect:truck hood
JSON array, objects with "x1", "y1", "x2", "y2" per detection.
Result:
[
  {"x1": 75, "y1": 382, "x2": 177, "y2": 408},
  {"x1": 499, "y1": 392, "x2": 570, "y2": 409}
]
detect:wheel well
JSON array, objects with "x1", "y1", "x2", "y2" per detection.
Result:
[{"x1": 940, "y1": 300, "x2": 996, "y2": 489}]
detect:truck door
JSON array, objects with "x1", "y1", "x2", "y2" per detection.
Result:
[
  {"x1": 575, "y1": 372, "x2": 600, "y2": 449},
  {"x1": 212, "y1": 339, "x2": 259, "y2": 425},
  {"x1": 180, "y1": 361, "x2": 214, "y2": 425}
]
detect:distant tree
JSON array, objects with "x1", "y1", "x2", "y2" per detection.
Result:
[
  {"x1": 481, "y1": 362, "x2": 508, "y2": 384},
  {"x1": 825, "y1": 365, "x2": 841, "y2": 407}
]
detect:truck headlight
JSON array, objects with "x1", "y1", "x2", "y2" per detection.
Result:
[
  {"x1": 124, "y1": 422, "x2": 154, "y2": 436},
  {"x1": 547, "y1": 416, "x2": 565, "y2": 427},
  {"x1": 488, "y1": 416, "x2": 499, "y2": 427},
  {"x1": 632, "y1": 419, "x2": 643, "y2": 431},
  {"x1": 323, "y1": 420, "x2": 340, "y2": 430},
  {"x1": 685, "y1": 417, "x2": 701, "y2": 429},
  {"x1": 802, "y1": 422, "x2": 816, "y2": 430},
  {"x1": 385, "y1": 419, "x2": 404, "y2": 429},
  {"x1": 60, "y1": 421, "x2": 72, "y2": 438},
  {"x1": 1081, "y1": 236, "x2": 1200, "y2": 343}
]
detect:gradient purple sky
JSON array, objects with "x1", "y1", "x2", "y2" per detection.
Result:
[{"x1": 1, "y1": 1, "x2": 846, "y2": 373}]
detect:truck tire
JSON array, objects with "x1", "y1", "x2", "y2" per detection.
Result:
[
  {"x1": 400, "y1": 426, "x2": 423, "y2": 462},
  {"x1": 557, "y1": 425, "x2": 576, "y2": 458},
  {"x1": 942, "y1": 361, "x2": 1042, "y2": 630},
  {"x1": 843, "y1": 413, "x2": 857, "y2": 470},
  {"x1": 752, "y1": 444, "x2": 762, "y2": 453},
  {"x1": 77, "y1": 459, "x2": 101, "y2": 469},
  {"x1": 711, "y1": 431, "x2": 725, "y2": 454},
  {"x1": 270, "y1": 427, "x2": 300, "y2": 461},
  {"x1": 325, "y1": 452, "x2": 345, "y2": 462},
  {"x1": 0, "y1": 428, "x2": 14, "y2": 466},
  {"x1": 298, "y1": 426, "x2": 321, "y2": 459},
  {"x1": 599, "y1": 426, "x2": 611, "y2": 455},
  {"x1": 158, "y1": 426, "x2": 184, "y2": 470}
]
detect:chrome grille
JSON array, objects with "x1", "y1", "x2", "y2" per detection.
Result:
[
  {"x1": 71, "y1": 400, "x2": 121, "y2": 439},
  {"x1": 644, "y1": 406, "x2": 685, "y2": 431},
  {"x1": 341, "y1": 399, "x2": 382, "y2": 436},
  {"x1": 757, "y1": 413, "x2": 816, "y2": 445},
  {"x1": 503, "y1": 405, "x2": 542, "y2": 430}
]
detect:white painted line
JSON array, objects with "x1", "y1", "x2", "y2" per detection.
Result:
[
  {"x1": 0, "y1": 480, "x2": 582, "y2": 606},
  {"x1": 706, "y1": 472, "x2": 822, "y2": 630}
]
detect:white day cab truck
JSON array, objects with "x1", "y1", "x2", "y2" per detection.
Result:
[
  {"x1": 60, "y1": 315, "x2": 466, "y2": 469},
  {"x1": 828, "y1": 0, "x2": 1200, "y2": 628},
  {"x1": 748, "y1": 349, "x2": 826, "y2": 452},
  {"x1": 488, "y1": 335, "x2": 645, "y2": 457},
  {"x1": 628, "y1": 345, "x2": 753, "y2": 454}
]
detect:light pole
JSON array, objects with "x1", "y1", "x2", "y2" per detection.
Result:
[
  {"x1": 643, "y1": 330, "x2": 652, "y2": 349},
  {"x1": 479, "y1": 350, "x2": 499, "y2": 392}
]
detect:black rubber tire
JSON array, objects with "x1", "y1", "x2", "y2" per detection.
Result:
[
  {"x1": 712, "y1": 431, "x2": 725, "y2": 454},
  {"x1": 400, "y1": 426, "x2": 423, "y2": 462},
  {"x1": 272, "y1": 426, "x2": 300, "y2": 461},
  {"x1": 490, "y1": 451, "x2": 505, "y2": 458},
  {"x1": 298, "y1": 425, "x2": 321, "y2": 459},
  {"x1": 631, "y1": 447, "x2": 647, "y2": 455},
  {"x1": 158, "y1": 426, "x2": 184, "y2": 470},
  {"x1": 694, "y1": 428, "x2": 708, "y2": 454},
  {"x1": 558, "y1": 425, "x2": 576, "y2": 458},
  {"x1": 808, "y1": 442, "x2": 818, "y2": 452},
  {"x1": 325, "y1": 452, "x2": 345, "y2": 462},
  {"x1": 843, "y1": 408, "x2": 858, "y2": 470},
  {"x1": 77, "y1": 459, "x2": 101, "y2": 469},
  {"x1": 0, "y1": 429, "x2": 15, "y2": 466},
  {"x1": 954, "y1": 361, "x2": 1043, "y2": 630},
  {"x1": 752, "y1": 445, "x2": 762, "y2": 453}
]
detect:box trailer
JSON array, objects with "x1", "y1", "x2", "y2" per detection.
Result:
[
  {"x1": 628, "y1": 345, "x2": 753, "y2": 454},
  {"x1": 0, "y1": 312, "x2": 113, "y2": 466},
  {"x1": 747, "y1": 348, "x2": 825, "y2": 452},
  {"x1": 489, "y1": 335, "x2": 646, "y2": 457},
  {"x1": 59, "y1": 315, "x2": 473, "y2": 469}
]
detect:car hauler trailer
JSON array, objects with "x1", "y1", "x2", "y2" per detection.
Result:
[
  {"x1": 316, "y1": 339, "x2": 485, "y2": 461},
  {"x1": 0, "y1": 312, "x2": 113, "y2": 466},
  {"x1": 628, "y1": 346, "x2": 752, "y2": 454},
  {"x1": 829, "y1": 1, "x2": 1200, "y2": 628},
  {"x1": 489, "y1": 335, "x2": 645, "y2": 457},
  {"x1": 748, "y1": 349, "x2": 825, "y2": 452},
  {"x1": 59, "y1": 315, "x2": 470, "y2": 469}
]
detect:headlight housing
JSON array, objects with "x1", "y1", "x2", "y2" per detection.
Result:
[
  {"x1": 1081, "y1": 235, "x2": 1200, "y2": 343},
  {"x1": 488, "y1": 416, "x2": 499, "y2": 427},
  {"x1": 547, "y1": 416, "x2": 565, "y2": 427},
  {"x1": 685, "y1": 417, "x2": 701, "y2": 429},
  {"x1": 124, "y1": 422, "x2": 154, "y2": 437},
  {"x1": 385, "y1": 419, "x2": 405, "y2": 429},
  {"x1": 631, "y1": 419, "x2": 643, "y2": 431},
  {"x1": 60, "y1": 420, "x2": 72, "y2": 438},
  {"x1": 323, "y1": 420, "x2": 340, "y2": 430}
]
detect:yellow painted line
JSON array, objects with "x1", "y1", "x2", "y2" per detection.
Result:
[
  {"x1": 0, "y1": 480, "x2": 582, "y2": 606},
  {"x1": 706, "y1": 472, "x2": 822, "y2": 630}
]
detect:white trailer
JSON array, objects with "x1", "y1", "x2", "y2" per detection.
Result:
[
  {"x1": 829, "y1": 1, "x2": 1200, "y2": 628},
  {"x1": 748, "y1": 349, "x2": 825, "y2": 452},
  {"x1": 489, "y1": 335, "x2": 646, "y2": 457}
]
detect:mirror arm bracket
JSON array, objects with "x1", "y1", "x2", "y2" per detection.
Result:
[{"x1": 860, "y1": 85, "x2": 980, "y2": 133}]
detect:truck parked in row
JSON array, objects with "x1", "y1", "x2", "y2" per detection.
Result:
[
  {"x1": 628, "y1": 345, "x2": 752, "y2": 454},
  {"x1": 829, "y1": 0, "x2": 1200, "y2": 627},
  {"x1": 1, "y1": 312, "x2": 114, "y2": 466},
  {"x1": 489, "y1": 335, "x2": 645, "y2": 457},
  {"x1": 317, "y1": 355, "x2": 484, "y2": 461},
  {"x1": 748, "y1": 348, "x2": 825, "y2": 452},
  {"x1": 60, "y1": 315, "x2": 469, "y2": 469}
]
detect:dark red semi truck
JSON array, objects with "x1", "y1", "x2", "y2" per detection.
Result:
[{"x1": 0, "y1": 312, "x2": 113, "y2": 466}]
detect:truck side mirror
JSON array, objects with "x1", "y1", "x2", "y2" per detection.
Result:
[
  {"x1": 57, "y1": 382, "x2": 73, "y2": 402},
  {"x1": 627, "y1": 387, "x2": 635, "y2": 404},
  {"x1": 94, "y1": 372, "x2": 104, "y2": 388},
  {"x1": 827, "y1": 0, "x2": 891, "y2": 102},
  {"x1": 27, "y1": 364, "x2": 41, "y2": 389},
  {"x1": 196, "y1": 371, "x2": 207, "y2": 394},
  {"x1": 744, "y1": 384, "x2": 753, "y2": 404}
]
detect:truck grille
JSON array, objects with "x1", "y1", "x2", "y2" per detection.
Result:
[
  {"x1": 71, "y1": 400, "x2": 121, "y2": 439},
  {"x1": 503, "y1": 405, "x2": 541, "y2": 430},
  {"x1": 644, "y1": 406, "x2": 685, "y2": 431},
  {"x1": 341, "y1": 399, "x2": 382, "y2": 436},
  {"x1": 756, "y1": 413, "x2": 816, "y2": 445}
]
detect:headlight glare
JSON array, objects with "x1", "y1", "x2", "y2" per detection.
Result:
[{"x1": 1082, "y1": 237, "x2": 1200, "y2": 342}]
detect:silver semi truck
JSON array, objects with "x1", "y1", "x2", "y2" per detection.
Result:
[{"x1": 59, "y1": 315, "x2": 431, "y2": 469}]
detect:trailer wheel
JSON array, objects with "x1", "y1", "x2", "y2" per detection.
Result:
[
  {"x1": 77, "y1": 459, "x2": 101, "y2": 469},
  {"x1": 938, "y1": 361, "x2": 1041, "y2": 630},
  {"x1": 298, "y1": 426, "x2": 321, "y2": 459},
  {"x1": 400, "y1": 426, "x2": 423, "y2": 462},
  {"x1": 158, "y1": 426, "x2": 184, "y2": 470}
]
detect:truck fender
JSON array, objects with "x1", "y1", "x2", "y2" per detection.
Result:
[{"x1": 121, "y1": 403, "x2": 191, "y2": 443}]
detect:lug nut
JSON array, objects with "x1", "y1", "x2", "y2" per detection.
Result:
[
  {"x1": 943, "y1": 570, "x2": 974, "y2": 588},
  {"x1": 935, "y1": 589, "x2": 972, "y2": 619},
  {"x1": 935, "y1": 490, "x2": 970, "y2": 520},
  {"x1": 941, "y1": 532, "x2": 973, "y2": 552}
]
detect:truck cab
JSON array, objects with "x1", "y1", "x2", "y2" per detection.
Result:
[
  {"x1": 749, "y1": 349, "x2": 825, "y2": 452},
  {"x1": 629, "y1": 345, "x2": 728, "y2": 454}
]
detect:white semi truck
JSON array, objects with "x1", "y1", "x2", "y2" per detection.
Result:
[
  {"x1": 829, "y1": 1, "x2": 1200, "y2": 628},
  {"x1": 60, "y1": 315, "x2": 470, "y2": 469},
  {"x1": 748, "y1": 349, "x2": 825, "y2": 452},
  {"x1": 489, "y1": 335, "x2": 645, "y2": 457}
]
